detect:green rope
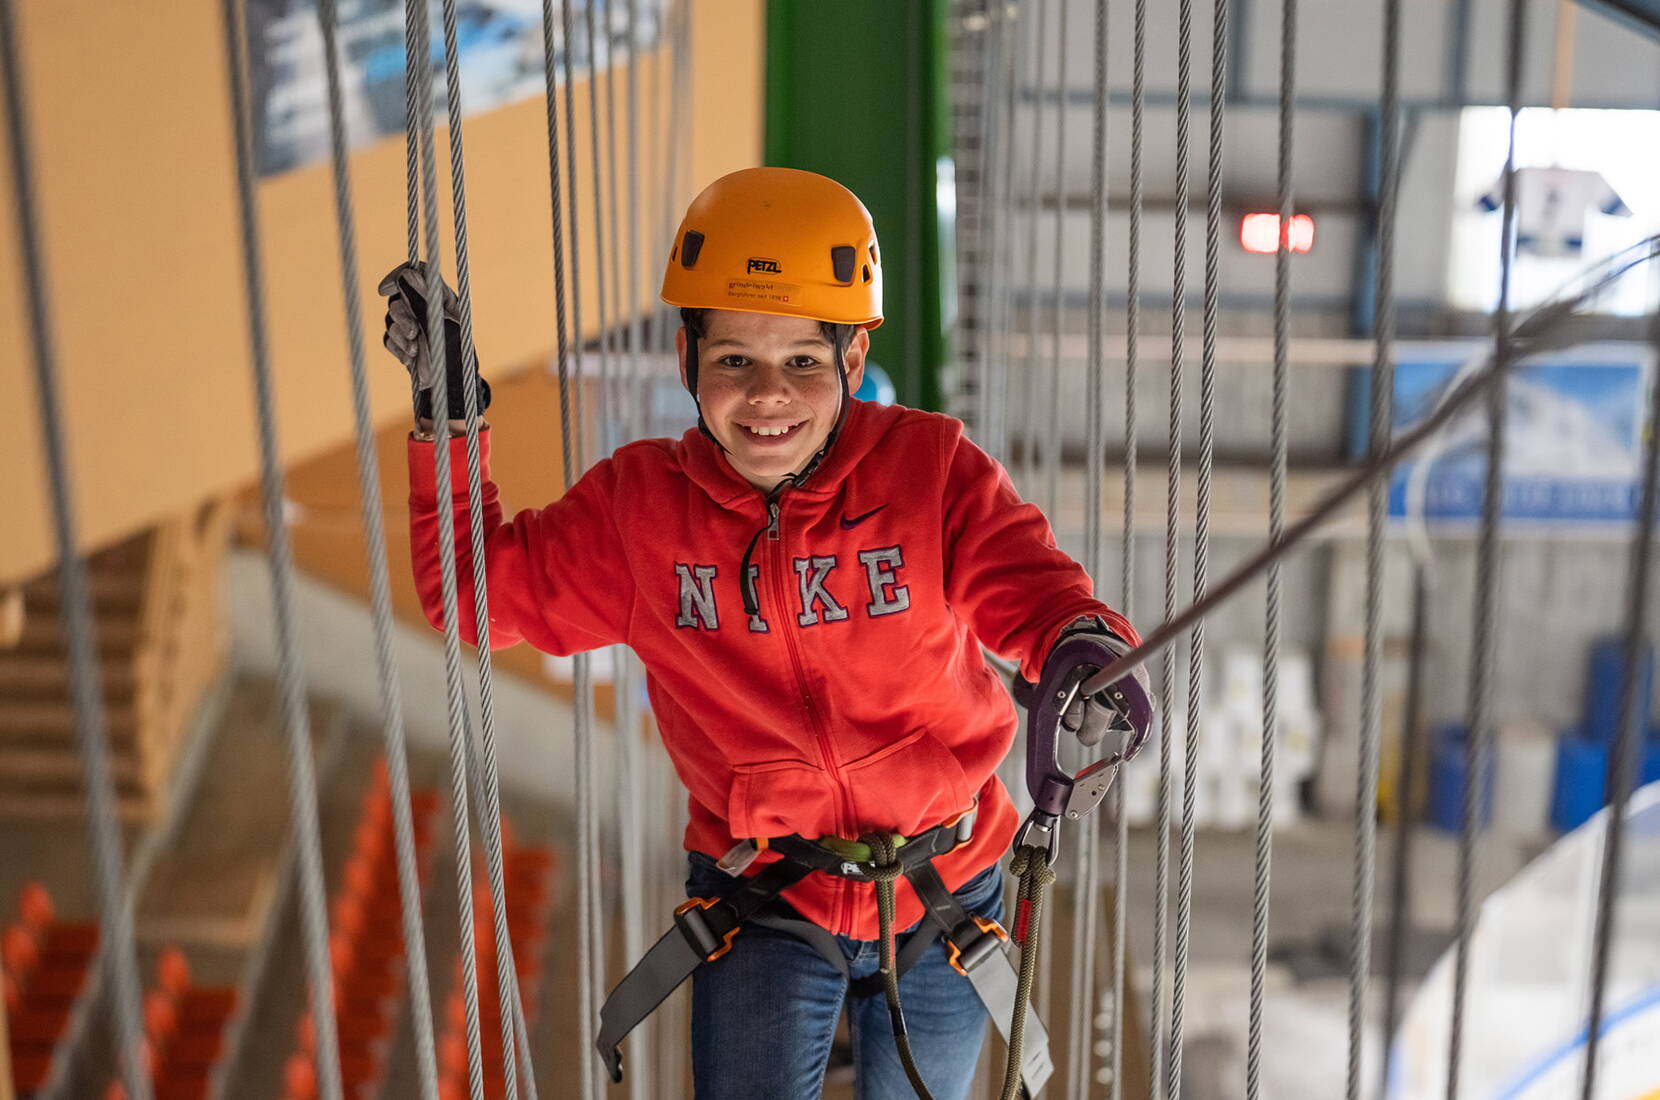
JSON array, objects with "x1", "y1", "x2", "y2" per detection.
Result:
[
  {"x1": 1001, "y1": 844, "x2": 1056, "y2": 1100},
  {"x1": 862, "y1": 832, "x2": 938, "y2": 1100}
]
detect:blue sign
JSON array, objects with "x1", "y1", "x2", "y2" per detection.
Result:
[{"x1": 1380, "y1": 343, "x2": 1652, "y2": 526}]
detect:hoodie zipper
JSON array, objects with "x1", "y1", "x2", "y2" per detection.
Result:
[{"x1": 764, "y1": 494, "x2": 857, "y2": 932}]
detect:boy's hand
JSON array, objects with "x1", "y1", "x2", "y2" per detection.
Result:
[
  {"x1": 1046, "y1": 618, "x2": 1155, "y2": 752},
  {"x1": 378, "y1": 261, "x2": 491, "y2": 422}
]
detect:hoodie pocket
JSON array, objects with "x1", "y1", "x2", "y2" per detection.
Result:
[
  {"x1": 725, "y1": 758, "x2": 842, "y2": 840},
  {"x1": 842, "y1": 728, "x2": 974, "y2": 837}
]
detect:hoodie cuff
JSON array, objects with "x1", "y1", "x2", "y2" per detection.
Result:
[{"x1": 408, "y1": 428, "x2": 491, "y2": 504}]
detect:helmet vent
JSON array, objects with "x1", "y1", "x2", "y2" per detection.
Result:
[
  {"x1": 869, "y1": 241, "x2": 879, "y2": 265},
  {"x1": 862, "y1": 264, "x2": 872, "y2": 284},
  {"x1": 830, "y1": 245, "x2": 857, "y2": 284},
  {"x1": 681, "y1": 230, "x2": 705, "y2": 268}
]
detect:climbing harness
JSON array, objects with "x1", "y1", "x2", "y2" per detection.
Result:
[{"x1": 595, "y1": 807, "x2": 1054, "y2": 1098}]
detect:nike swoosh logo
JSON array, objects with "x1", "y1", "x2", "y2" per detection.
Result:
[{"x1": 840, "y1": 505, "x2": 888, "y2": 530}]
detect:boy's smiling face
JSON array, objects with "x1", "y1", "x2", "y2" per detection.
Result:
[{"x1": 679, "y1": 309, "x2": 868, "y2": 491}]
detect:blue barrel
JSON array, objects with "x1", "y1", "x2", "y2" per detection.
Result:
[
  {"x1": 1583, "y1": 637, "x2": 1654, "y2": 745},
  {"x1": 1427, "y1": 724, "x2": 1494, "y2": 833},
  {"x1": 1551, "y1": 734, "x2": 1608, "y2": 833}
]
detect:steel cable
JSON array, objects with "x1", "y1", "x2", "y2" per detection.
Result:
[
  {"x1": 1250, "y1": 1, "x2": 1296, "y2": 1097},
  {"x1": 1071, "y1": 0, "x2": 1110, "y2": 1094},
  {"x1": 601, "y1": 0, "x2": 626, "y2": 452},
  {"x1": 216, "y1": 2, "x2": 345, "y2": 1095},
  {"x1": 1018, "y1": 0, "x2": 1049, "y2": 493},
  {"x1": 312, "y1": 1, "x2": 441, "y2": 1095},
  {"x1": 1169, "y1": 0, "x2": 1223, "y2": 1092},
  {"x1": 1153, "y1": 0, "x2": 1196, "y2": 1092},
  {"x1": 434, "y1": 0, "x2": 542, "y2": 1089},
  {"x1": 990, "y1": 1, "x2": 1025, "y2": 461},
  {"x1": 537, "y1": 0, "x2": 601, "y2": 1088},
  {"x1": 578, "y1": 4, "x2": 615, "y2": 1089},
  {"x1": 1353, "y1": 1, "x2": 1399, "y2": 1097},
  {"x1": 1043, "y1": 0, "x2": 1070, "y2": 521},
  {"x1": 1448, "y1": 3, "x2": 1525, "y2": 1095},
  {"x1": 1578, "y1": 302, "x2": 1660, "y2": 1100},
  {"x1": 1114, "y1": 5, "x2": 1145, "y2": 1093},
  {"x1": 0, "y1": 4, "x2": 153, "y2": 1096},
  {"x1": 402, "y1": 0, "x2": 488, "y2": 1088}
]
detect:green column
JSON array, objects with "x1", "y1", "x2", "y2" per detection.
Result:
[{"x1": 764, "y1": 0, "x2": 954, "y2": 412}]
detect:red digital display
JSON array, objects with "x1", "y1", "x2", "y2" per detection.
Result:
[{"x1": 1240, "y1": 212, "x2": 1315, "y2": 254}]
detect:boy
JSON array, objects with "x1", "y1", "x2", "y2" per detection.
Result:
[{"x1": 384, "y1": 167, "x2": 1151, "y2": 1099}]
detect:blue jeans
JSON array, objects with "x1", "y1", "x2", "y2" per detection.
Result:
[{"x1": 688, "y1": 853, "x2": 1004, "y2": 1100}]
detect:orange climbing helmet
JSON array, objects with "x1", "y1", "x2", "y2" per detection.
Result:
[{"x1": 660, "y1": 166, "x2": 884, "y2": 329}]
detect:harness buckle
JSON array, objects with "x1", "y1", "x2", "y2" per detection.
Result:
[
  {"x1": 716, "y1": 840, "x2": 761, "y2": 876},
  {"x1": 946, "y1": 915, "x2": 1010, "y2": 977},
  {"x1": 673, "y1": 897, "x2": 740, "y2": 962}
]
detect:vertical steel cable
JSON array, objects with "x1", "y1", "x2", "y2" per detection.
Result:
[
  {"x1": 602, "y1": 0, "x2": 627, "y2": 450},
  {"x1": 619, "y1": 4, "x2": 652, "y2": 1092},
  {"x1": 1072, "y1": 0, "x2": 1109, "y2": 1095},
  {"x1": 1353, "y1": 1, "x2": 1399, "y2": 1097},
  {"x1": 313, "y1": 2, "x2": 441, "y2": 1096},
  {"x1": 1447, "y1": 4, "x2": 1524, "y2": 1096},
  {"x1": 1018, "y1": 0, "x2": 1049, "y2": 492},
  {"x1": 990, "y1": 1, "x2": 1025, "y2": 460},
  {"x1": 1170, "y1": 0, "x2": 1223, "y2": 1093},
  {"x1": 434, "y1": 0, "x2": 540, "y2": 1091},
  {"x1": 625, "y1": 0, "x2": 648, "y2": 440},
  {"x1": 1250, "y1": 1, "x2": 1295, "y2": 1097},
  {"x1": 584, "y1": 0, "x2": 617, "y2": 453},
  {"x1": 1148, "y1": 0, "x2": 1185, "y2": 1085},
  {"x1": 402, "y1": 0, "x2": 422, "y2": 262},
  {"x1": 1044, "y1": 0, "x2": 1070, "y2": 520},
  {"x1": 536, "y1": 2, "x2": 599, "y2": 1094},
  {"x1": 577, "y1": 6, "x2": 613, "y2": 1088},
  {"x1": 1114, "y1": 6, "x2": 1145, "y2": 1095},
  {"x1": 0, "y1": 5, "x2": 152, "y2": 1097},
  {"x1": 972, "y1": 0, "x2": 1001, "y2": 444},
  {"x1": 1579, "y1": 308, "x2": 1660, "y2": 1100},
  {"x1": 215, "y1": 2, "x2": 345, "y2": 1096},
  {"x1": 401, "y1": 0, "x2": 488, "y2": 1090}
]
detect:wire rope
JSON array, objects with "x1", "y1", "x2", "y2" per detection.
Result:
[
  {"x1": 972, "y1": 0, "x2": 1001, "y2": 445},
  {"x1": 1170, "y1": 0, "x2": 1224, "y2": 1092},
  {"x1": 1353, "y1": 1, "x2": 1399, "y2": 1097},
  {"x1": 401, "y1": 0, "x2": 489, "y2": 1089},
  {"x1": 1448, "y1": 4, "x2": 1525, "y2": 1095},
  {"x1": 1044, "y1": 0, "x2": 1070, "y2": 521},
  {"x1": 585, "y1": 0, "x2": 618, "y2": 453},
  {"x1": 990, "y1": 0, "x2": 1025, "y2": 461},
  {"x1": 312, "y1": 1, "x2": 441, "y2": 1095},
  {"x1": 0, "y1": 5, "x2": 153, "y2": 1097},
  {"x1": 1250, "y1": 1, "x2": 1295, "y2": 1097},
  {"x1": 432, "y1": 2, "x2": 540, "y2": 1092},
  {"x1": 1578, "y1": 299, "x2": 1660, "y2": 1100},
  {"x1": 1070, "y1": 0, "x2": 1110, "y2": 1094},
  {"x1": 216, "y1": 2, "x2": 346, "y2": 1095},
  {"x1": 602, "y1": 0, "x2": 627, "y2": 452},
  {"x1": 1114, "y1": 5, "x2": 1146, "y2": 1094},
  {"x1": 1018, "y1": 0, "x2": 1049, "y2": 493},
  {"x1": 1154, "y1": 0, "x2": 1197, "y2": 1091},
  {"x1": 619, "y1": 2, "x2": 652, "y2": 1092}
]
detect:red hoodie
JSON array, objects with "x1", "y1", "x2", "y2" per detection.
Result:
[{"x1": 408, "y1": 399, "x2": 1137, "y2": 939}]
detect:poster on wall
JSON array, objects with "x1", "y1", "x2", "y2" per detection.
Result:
[
  {"x1": 243, "y1": 0, "x2": 663, "y2": 177},
  {"x1": 1369, "y1": 341, "x2": 1654, "y2": 527}
]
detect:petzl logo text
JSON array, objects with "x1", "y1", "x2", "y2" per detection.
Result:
[{"x1": 747, "y1": 257, "x2": 782, "y2": 274}]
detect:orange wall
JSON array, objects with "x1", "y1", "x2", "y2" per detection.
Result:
[{"x1": 1, "y1": 0, "x2": 764, "y2": 586}]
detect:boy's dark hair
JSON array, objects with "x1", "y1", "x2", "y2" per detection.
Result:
[{"x1": 679, "y1": 308, "x2": 858, "y2": 354}]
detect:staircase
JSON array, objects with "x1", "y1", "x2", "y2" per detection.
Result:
[{"x1": 0, "y1": 501, "x2": 232, "y2": 822}]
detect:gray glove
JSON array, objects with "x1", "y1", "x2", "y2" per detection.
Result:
[
  {"x1": 377, "y1": 261, "x2": 490, "y2": 421},
  {"x1": 1053, "y1": 617, "x2": 1154, "y2": 750}
]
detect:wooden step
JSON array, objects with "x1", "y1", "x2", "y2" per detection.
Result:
[
  {"x1": 20, "y1": 567, "x2": 149, "y2": 610},
  {"x1": 0, "y1": 700, "x2": 143, "y2": 743},
  {"x1": 15, "y1": 611, "x2": 144, "y2": 654},
  {"x1": 0, "y1": 656, "x2": 139, "y2": 696}
]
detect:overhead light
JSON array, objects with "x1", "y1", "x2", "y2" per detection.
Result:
[{"x1": 1240, "y1": 212, "x2": 1314, "y2": 254}]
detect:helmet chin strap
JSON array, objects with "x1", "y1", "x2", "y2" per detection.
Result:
[{"x1": 683, "y1": 327, "x2": 853, "y2": 491}]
